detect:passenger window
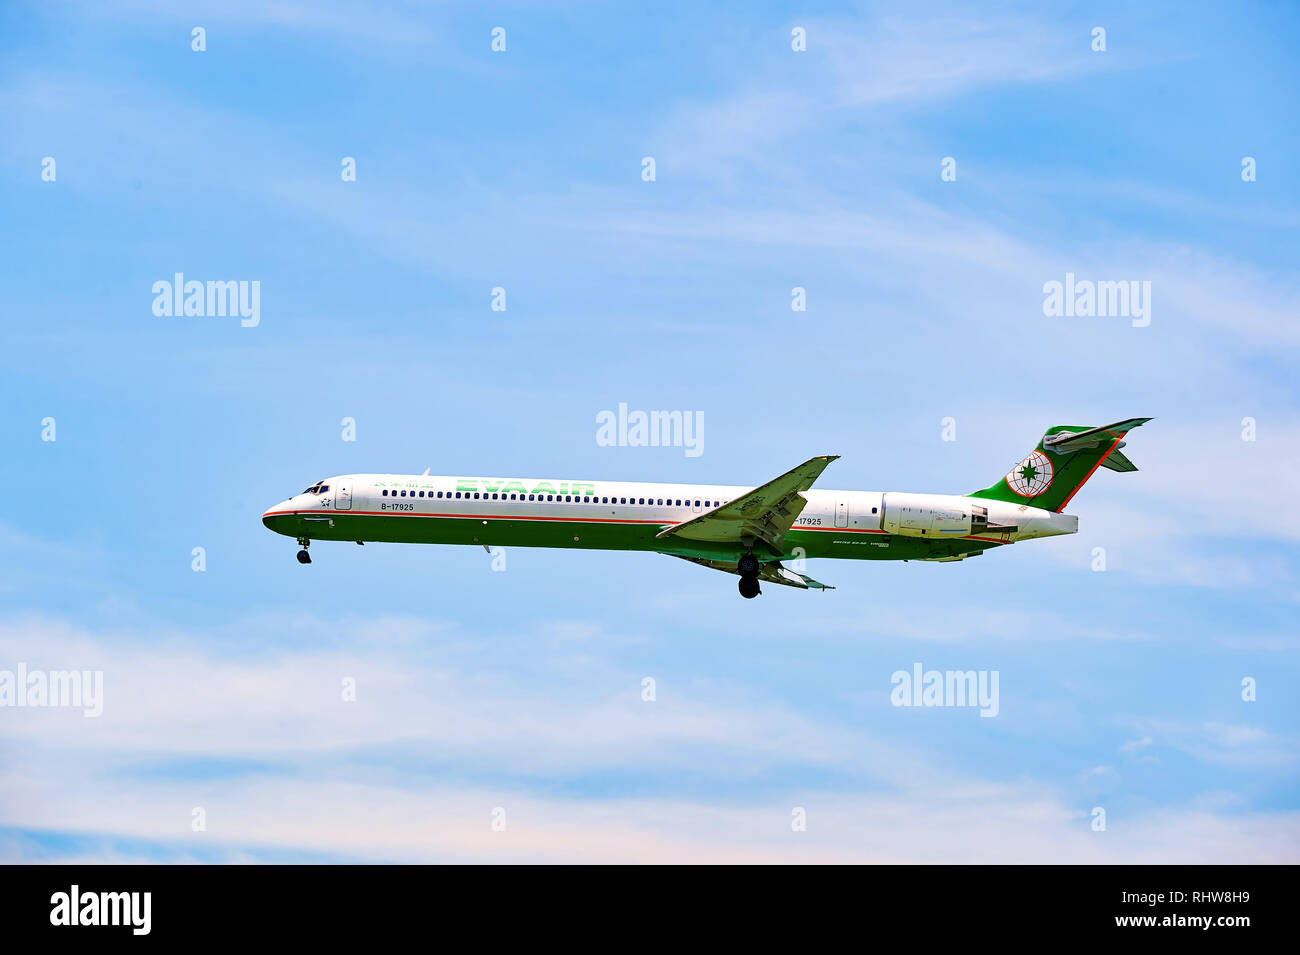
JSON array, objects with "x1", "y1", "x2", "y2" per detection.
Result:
[
  {"x1": 694, "y1": 500, "x2": 701, "y2": 507},
  {"x1": 382, "y1": 489, "x2": 388, "y2": 496},
  {"x1": 473, "y1": 493, "x2": 480, "y2": 499},
  {"x1": 872, "y1": 506, "x2": 878, "y2": 514}
]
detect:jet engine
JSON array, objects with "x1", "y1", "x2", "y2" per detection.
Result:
[{"x1": 880, "y1": 493, "x2": 989, "y2": 537}]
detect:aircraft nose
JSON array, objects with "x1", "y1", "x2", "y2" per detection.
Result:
[{"x1": 262, "y1": 501, "x2": 291, "y2": 531}]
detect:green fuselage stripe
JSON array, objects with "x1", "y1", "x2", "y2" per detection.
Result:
[{"x1": 263, "y1": 509, "x2": 993, "y2": 562}]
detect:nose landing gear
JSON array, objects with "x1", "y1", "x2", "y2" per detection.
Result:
[{"x1": 296, "y1": 539, "x2": 311, "y2": 564}]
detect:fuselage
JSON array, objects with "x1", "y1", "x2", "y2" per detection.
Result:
[{"x1": 262, "y1": 473, "x2": 1077, "y2": 563}]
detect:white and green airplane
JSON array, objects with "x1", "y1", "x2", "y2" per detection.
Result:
[{"x1": 262, "y1": 418, "x2": 1149, "y2": 598}]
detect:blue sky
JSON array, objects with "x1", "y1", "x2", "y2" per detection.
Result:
[{"x1": 1, "y1": 0, "x2": 1297, "y2": 862}]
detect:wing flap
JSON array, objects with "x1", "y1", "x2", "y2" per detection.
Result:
[{"x1": 667, "y1": 555, "x2": 834, "y2": 590}]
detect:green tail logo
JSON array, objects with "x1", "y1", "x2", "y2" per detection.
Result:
[{"x1": 970, "y1": 418, "x2": 1151, "y2": 512}]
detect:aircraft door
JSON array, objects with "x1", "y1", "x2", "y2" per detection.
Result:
[
  {"x1": 835, "y1": 499, "x2": 849, "y2": 528},
  {"x1": 334, "y1": 481, "x2": 352, "y2": 510}
]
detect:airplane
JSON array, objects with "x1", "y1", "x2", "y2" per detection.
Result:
[{"x1": 261, "y1": 418, "x2": 1150, "y2": 598}]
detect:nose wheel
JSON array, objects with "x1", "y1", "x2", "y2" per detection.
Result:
[
  {"x1": 296, "y1": 539, "x2": 311, "y2": 564},
  {"x1": 738, "y1": 575, "x2": 760, "y2": 599}
]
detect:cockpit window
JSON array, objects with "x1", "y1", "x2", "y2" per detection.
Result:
[{"x1": 319, "y1": 485, "x2": 329, "y2": 493}]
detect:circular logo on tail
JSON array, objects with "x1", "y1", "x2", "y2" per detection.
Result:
[{"x1": 1005, "y1": 450, "x2": 1054, "y2": 497}]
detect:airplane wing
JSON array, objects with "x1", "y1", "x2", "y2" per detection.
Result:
[
  {"x1": 667, "y1": 555, "x2": 834, "y2": 590},
  {"x1": 654, "y1": 454, "x2": 840, "y2": 554}
]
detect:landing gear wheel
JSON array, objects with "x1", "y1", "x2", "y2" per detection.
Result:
[
  {"x1": 296, "y1": 549, "x2": 312, "y2": 564},
  {"x1": 737, "y1": 553, "x2": 760, "y2": 576},
  {"x1": 738, "y1": 575, "x2": 760, "y2": 599}
]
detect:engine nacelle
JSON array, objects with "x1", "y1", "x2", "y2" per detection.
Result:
[{"x1": 880, "y1": 493, "x2": 986, "y2": 538}]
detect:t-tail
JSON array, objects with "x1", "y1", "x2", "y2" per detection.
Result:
[{"x1": 970, "y1": 418, "x2": 1152, "y2": 512}]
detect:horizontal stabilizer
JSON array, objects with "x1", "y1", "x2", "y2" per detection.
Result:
[
  {"x1": 1043, "y1": 418, "x2": 1151, "y2": 453},
  {"x1": 1100, "y1": 448, "x2": 1138, "y2": 472}
]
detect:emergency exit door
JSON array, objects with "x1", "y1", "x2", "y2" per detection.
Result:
[
  {"x1": 334, "y1": 481, "x2": 352, "y2": 510},
  {"x1": 835, "y1": 499, "x2": 849, "y2": 527}
]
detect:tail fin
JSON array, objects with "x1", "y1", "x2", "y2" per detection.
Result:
[{"x1": 970, "y1": 418, "x2": 1151, "y2": 512}]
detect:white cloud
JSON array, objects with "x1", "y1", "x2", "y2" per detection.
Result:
[
  {"x1": 5, "y1": 770, "x2": 1296, "y2": 864},
  {"x1": 2, "y1": 612, "x2": 1296, "y2": 863},
  {"x1": 1129, "y1": 719, "x2": 1297, "y2": 772}
]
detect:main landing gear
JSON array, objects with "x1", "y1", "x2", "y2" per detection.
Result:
[
  {"x1": 296, "y1": 539, "x2": 311, "y2": 564},
  {"x1": 737, "y1": 551, "x2": 761, "y2": 599}
]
